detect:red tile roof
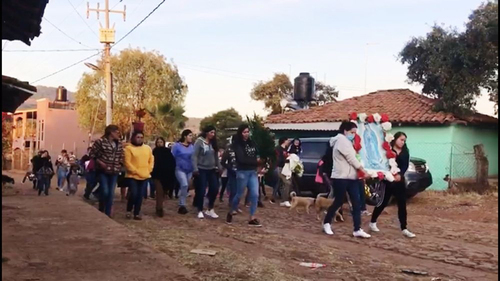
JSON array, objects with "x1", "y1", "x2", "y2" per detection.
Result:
[{"x1": 266, "y1": 89, "x2": 498, "y2": 125}]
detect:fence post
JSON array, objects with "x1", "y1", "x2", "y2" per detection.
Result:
[{"x1": 474, "y1": 144, "x2": 489, "y2": 194}]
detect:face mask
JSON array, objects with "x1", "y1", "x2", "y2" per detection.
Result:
[{"x1": 346, "y1": 134, "x2": 355, "y2": 141}]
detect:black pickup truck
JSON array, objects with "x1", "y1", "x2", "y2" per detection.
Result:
[{"x1": 278, "y1": 137, "x2": 433, "y2": 204}]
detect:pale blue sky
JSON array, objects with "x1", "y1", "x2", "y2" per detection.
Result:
[{"x1": 2, "y1": 0, "x2": 496, "y2": 118}]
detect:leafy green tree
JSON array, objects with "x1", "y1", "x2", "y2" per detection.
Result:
[
  {"x1": 147, "y1": 103, "x2": 188, "y2": 141},
  {"x1": 75, "y1": 48, "x2": 188, "y2": 139},
  {"x1": 246, "y1": 114, "x2": 276, "y2": 166},
  {"x1": 399, "y1": 1, "x2": 498, "y2": 114},
  {"x1": 250, "y1": 73, "x2": 339, "y2": 115},
  {"x1": 199, "y1": 108, "x2": 244, "y2": 148}
]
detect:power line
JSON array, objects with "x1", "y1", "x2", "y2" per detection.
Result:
[
  {"x1": 111, "y1": 0, "x2": 166, "y2": 48},
  {"x1": 4, "y1": 48, "x2": 100, "y2": 53},
  {"x1": 43, "y1": 17, "x2": 95, "y2": 48},
  {"x1": 32, "y1": 51, "x2": 102, "y2": 84},
  {"x1": 66, "y1": 0, "x2": 99, "y2": 38}
]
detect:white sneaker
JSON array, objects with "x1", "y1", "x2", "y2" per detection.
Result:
[
  {"x1": 197, "y1": 212, "x2": 205, "y2": 219},
  {"x1": 323, "y1": 223, "x2": 334, "y2": 235},
  {"x1": 280, "y1": 201, "x2": 291, "y2": 207},
  {"x1": 204, "y1": 209, "x2": 219, "y2": 219},
  {"x1": 402, "y1": 229, "x2": 416, "y2": 238},
  {"x1": 353, "y1": 229, "x2": 371, "y2": 238},
  {"x1": 362, "y1": 210, "x2": 372, "y2": 216},
  {"x1": 369, "y1": 222, "x2": 380, "y2": 232}
]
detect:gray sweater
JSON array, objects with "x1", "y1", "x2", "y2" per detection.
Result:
[
  {"x1": 191, "y1": 137, "x2": 221, "y2": 172},
  {"x1": 330, "y1": 134, "x2": 362, "y2": 180}
]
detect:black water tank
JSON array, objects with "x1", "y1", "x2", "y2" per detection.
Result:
[
  {"x1": 56, "y1": 86, "x2": 67, "y2": 102},
  {"x1": 293, "y1": 72, "x2": 315, "y2": 102}
]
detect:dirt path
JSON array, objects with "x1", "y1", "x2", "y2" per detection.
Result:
[
  {"x1": 2, "y1": 172, "x2": 196, "y2": 281},
  {"x1": 2, "y1": 172, "x2": 498, "y2": 281}
]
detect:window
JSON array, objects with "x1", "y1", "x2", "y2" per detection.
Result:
[{"x1": 301, "y1": 141, "x2": 330, "y2": 160}]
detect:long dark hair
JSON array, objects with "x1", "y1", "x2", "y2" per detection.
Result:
[
  {"x1": 155, "y1": 137, "x2": 166, "y2": 148},
  {"x1": 233, "y1": 124, "x2": 250, "y2": 145},
  {"x1": 200, "y1": 125, "x2": 218, "y2": 151},
  {"x1": 178, "y1": 129, "x2": 192, "y2": 143},
  {"x1": 338, "y1": 121, "x2": 357, "y2": 135},
  {"x1": 391, "y1": 131, "x2": 409, "y2": 153}
]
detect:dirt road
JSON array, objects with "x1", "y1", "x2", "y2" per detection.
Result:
[{"x1": 2, "y1": 172, "x2": 498, "y2": 280}]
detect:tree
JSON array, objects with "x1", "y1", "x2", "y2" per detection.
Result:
[
  {"x1": 250, "y1": 73, "x2": 339, "y2": 115},
  {"x1": 147, "y1": 103, "x2": 188, "y2": 141},
  {"x1": 75, "y1": 48, "x2": 188, "y2": 139},
  {"x1": 399, "y1": 1, "x2": 498, "y2": 114},
  {"x1": 2, "y1": 113, "x2": 13, "y2": 162},
  {"x1": 246, "y1": 114, "x2": 276, "y2": 166},
  {"x1": 199, "y1": 108, "x2": 244, "y2": 148}
]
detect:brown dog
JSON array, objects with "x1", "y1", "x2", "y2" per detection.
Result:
[
  {"x1": 315, "y1": 193, "x2": 345, "y2": 222},
  {"x1": 289, "y1": 192, "x2": 315, "y2": 214}
]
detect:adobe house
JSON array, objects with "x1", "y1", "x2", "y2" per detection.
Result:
[{"x1": 265, "y1": 89, "x2": 498, "y2": 190}]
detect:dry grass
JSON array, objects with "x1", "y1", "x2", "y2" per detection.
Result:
[{"x1": 123, "y1": 220, "x2": 305, "y2": 281}]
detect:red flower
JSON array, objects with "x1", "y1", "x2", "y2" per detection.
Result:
[
  {"x1": 381, "y1": 113, "x2": 390, "y2": 123},
  {"x1": 357, "y1": 170, "x2": 365, "y2": 179},
  {"x1": 382, "y1": 142, "x2": 391, "y2": 151},
  {"x1": 377, "y1": 172, "x2": 385, "y2": 180},
  {"x1": 366, "y1": 115, "x2": 374, "y2": 123},
  {"x1": 349, "y1": 112, "x2": 358, "y2": 121},
  {"x1": 386, "y1": 150, "x2": 396, "y2": 159},
  {"x1": 135, "y1": 109, "x2": 146, "y2": 118},
  {"x1": 353, "y1": 134, "x2": 362, "y2": 151}
]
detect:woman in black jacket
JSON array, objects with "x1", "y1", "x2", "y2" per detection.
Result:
[
  {"x1": 369, "y1": 132, "x2": 416, "y2": 238},
  {"x1": 226, "y1": 124, "x2": 261, "y2": 227},
  {"x1": 33, "y1": 150, "x2": 54, "y2": 196},
  {"x1": 151, "y1": 137, "x2": 176, "y2": 217}
]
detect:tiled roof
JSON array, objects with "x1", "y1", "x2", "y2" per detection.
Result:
[
  {"x1": 266, "y1": 89, "x2": 498, "y2": 125},
  {"x1": 2, "y1": 0, "x2": 49, "y2": 45}
]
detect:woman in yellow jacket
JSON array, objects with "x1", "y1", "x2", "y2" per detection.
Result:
[{"x1": 124, "y1": 131, "x2": 154, "y2": 220}]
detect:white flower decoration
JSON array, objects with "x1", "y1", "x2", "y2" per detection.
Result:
[
  {"x1": 390, "y1": 166, "x2": 401, "y2": 175},
  {"x1": 373, "y1": 113, "x2": 382, "y2": 123},
  {"x1": 385, "y1": 133, "x2": 394, "y2": 143},
  {"x1": 350, "y1": 120, "x2": 358, "y2": 125},
  {"x1": 384, "y1": 172, "x2": 395, "y2": 182},
  {"x1": 388, "y1": 158, "x2": 397, "y2": 167},
  {"x1": 358, "y1": 113, "x2": 367, "y2": 123},
  {"x1": 381, "y1": 122, "x2": 392, "y2": 132}
]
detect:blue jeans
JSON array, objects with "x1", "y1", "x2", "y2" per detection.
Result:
[
  {"x1": 227, "y1": 171, "x2": 237, "y2": 206},
  {"x1": 193, "y1": 169, "x2": 219, "y2": 212},
  {"x1": 232, "y1": 170, "x2": 259, "y2": 216},
  {"x1": 37, "y1": 175, "x2": 50, "y2": 196},
  {"x1": 144, "y1": 178, "x2": 156, "y2": 198},
  {"x1": 175, "y1": 169, "x2": 192, "y2": 207},
  {"x1": 84, "y1": 171, "x2": 98, "y2": 198},
  {"x1": 98, "y1": 173, "x2": 118, "y2": 217},
  {"x1": 324, "y1": 179, "x2": 361, "y2": 231},
  {"x1": 57, "y1": 167, "x2": 67, "y2": 188},
  {"x1": 127, "y1": 178, "x2": 148, "y2": 216}
]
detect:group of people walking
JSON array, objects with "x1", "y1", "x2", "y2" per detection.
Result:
[{"x1": 26, "y1": 120, "x2": 415, "y2": 238}]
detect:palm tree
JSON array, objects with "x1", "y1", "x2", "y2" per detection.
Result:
[{"x1": 148, "y1": 103, "x2": 188, "y2": 141}]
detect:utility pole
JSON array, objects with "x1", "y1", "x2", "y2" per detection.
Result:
[{"x1": 87, "y1": 0, "x2": 126, "y2": 126}]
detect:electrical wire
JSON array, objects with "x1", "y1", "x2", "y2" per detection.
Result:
[
  {"x1": 42, "y1": 17, "x2": 94, "y2": 48},
  {"x1": 66, "y1": 0, "x2": 99, "y2": 38},
  {"x1": 111, "y1": 0, "x2": 166, "y2": 48},
  {"x1": 4, "y1": 49, "x2": 100, "y2": 53},
  {"x1": 31, "y1": 51, "x2": 102, "y2": 84}
]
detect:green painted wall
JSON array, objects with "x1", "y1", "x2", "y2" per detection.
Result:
[
  {"x1": 450, "y1": 125, "x2": 498, "y2": 178},
  {"x1": 392, "y1": 125, "x2": 453, "y2": 190}
]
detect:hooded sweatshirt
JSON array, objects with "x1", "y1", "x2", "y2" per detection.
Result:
[
  {"x1": 192, "y1": 137, "x2": 220, "y2": 172},
  {"x1": 233, "y1": 139, "x2": 258, "y2": 171},
  {"x1": 329, "y1": 134, "x2": 362, "y2": 180}
]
